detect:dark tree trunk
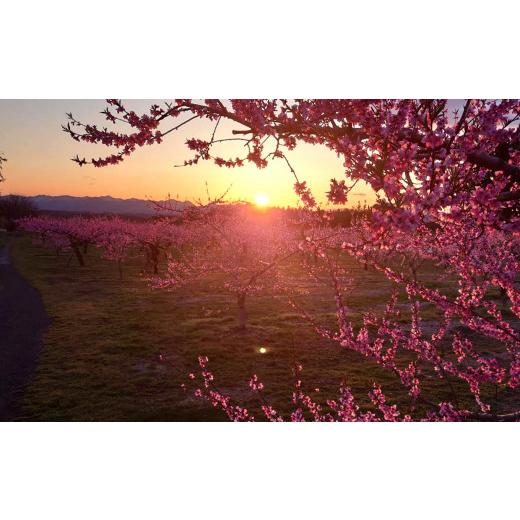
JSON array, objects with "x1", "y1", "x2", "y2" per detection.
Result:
[
  {"x1": 151, "y1": 246, "x2": 159, "y2": 274},
  {"x1": 143, "y1": 248, "x2": 151, "y2": 272},
  {"x1": 118, "y1": 259, "x2": 123, "y2": 280},
  {"x1": 71, "y1": 243, "x2": 85, "y2": 266},
  {"x1": 237, "y1": 293, "x2": 247, "y2": 331}
]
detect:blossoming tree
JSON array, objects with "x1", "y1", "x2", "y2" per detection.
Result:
[
  {"x1": 95, "y1": 217, "x2": 137, "y2": 279},
  {"x1": 64, "y1": 99, "x2": 520, "y2": 421},
  {"x1": 126, "y1": 219, "x2": 183, "y2": 275},
  {"x1": 157, "y1": 205, "x2": 298, "y2": 330},
  {"x1": 20, "y1": 215, "x2": 104, "y2": 266}
]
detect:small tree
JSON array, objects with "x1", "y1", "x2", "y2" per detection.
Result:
[
  {"x1": 158, "y1": 205, "x2": 297, "y2": 330},
  {"x1": 129, "y1": 219, "x2": 179, "y2": 275},
  {"x1": 96, "y1": 217, "x2": 136, "y2": 279},
  {"x1": 19, "y1": 215, "x2": 103, "y2": 266}
]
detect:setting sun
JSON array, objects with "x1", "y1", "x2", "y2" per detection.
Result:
[{"x1": 254, "y1": 193, "x2": 269, "y2": 207}]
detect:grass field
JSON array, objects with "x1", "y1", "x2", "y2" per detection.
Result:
[{"x1": 10, "y1": 234, "x2": 518, "y2": 421}]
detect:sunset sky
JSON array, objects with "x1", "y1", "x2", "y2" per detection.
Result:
[{"x1": 0, "y1": 100, "x2": 374, "y2": 207}]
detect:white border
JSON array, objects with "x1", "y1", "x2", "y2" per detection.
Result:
[
  {"x1": 2, "y1": 1, "x2": 519, "y2": 98},
  {"x1": 1, "y1": 423, "x2": 518, "y2": 519}
]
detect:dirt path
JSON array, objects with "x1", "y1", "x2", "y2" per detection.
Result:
[{"x1": 0, "y1": 236, "x2": 50, "y2": 420}]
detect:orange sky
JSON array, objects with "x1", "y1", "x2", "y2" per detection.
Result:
[{"x1": 0, "y1": 100, "x2": 374, "y2": 207}]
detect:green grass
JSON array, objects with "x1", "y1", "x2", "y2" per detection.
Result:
[{"x1": 10, "y1": 235, "x2": 518, "y2": 421}]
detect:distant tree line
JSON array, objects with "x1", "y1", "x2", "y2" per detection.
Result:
[{"x1": 0, "y1": 195, "x2": 38, "y2": 231}]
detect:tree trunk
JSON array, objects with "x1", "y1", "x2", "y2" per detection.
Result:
[
  {"x1": 71, "y1": 243, "x2": 85, "y2": 266},
  {"x1": 237, "y1": 293, "x2": 247, "y2": 331},
  {"x1": 151, "y1": 246, "x2": 159, "y2": 274},
  {"x1": 143, "y1": 249, "x2": 151, "y2": 273},
  {"x1": 118, "y1": 259, "x2": 123, "y2": 280}
]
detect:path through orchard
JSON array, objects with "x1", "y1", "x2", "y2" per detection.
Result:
[{"x1": 0, "y1": 236, "x2": 50, "y2": 420}]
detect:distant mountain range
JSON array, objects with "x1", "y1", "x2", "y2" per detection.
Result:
[{"x1": 28, "y1": 195, "x2": 192, "y2": 216}]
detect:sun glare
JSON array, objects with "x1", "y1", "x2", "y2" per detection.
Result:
[{"x1": 254, "y1": 193, "x2": 269, "y2": 207}]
